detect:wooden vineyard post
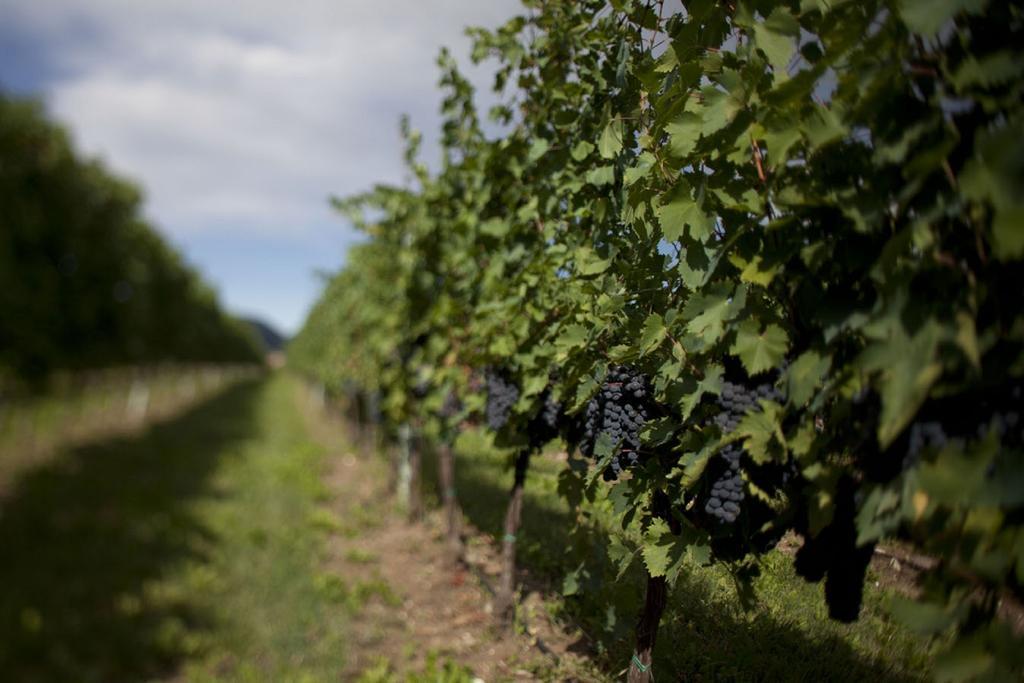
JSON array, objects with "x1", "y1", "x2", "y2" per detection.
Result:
[
  {"x1": 627, "y1": 572, "x2": 668, "y2": 683},
  {"x1": 437, "y1": 441, "x2": 463, "y2": 561},
  {"x1": 387, "y1": 442, "x2": 401, "y2": 497},
  {"x1": 361, "y1": 391, "x2": 379, "y2": 456},
  {"x1": 494, "y1": 449, "x2": 530, "y2": 624},
  {"x1": 352, "y1": 390, "x2": 366, "y2": 447},
  {"x1": 407, "y1": 430, "x2": 423, "y2": 523},
  {"x1": 396, "y1": 423, "x2": 412, "y2": 507}
]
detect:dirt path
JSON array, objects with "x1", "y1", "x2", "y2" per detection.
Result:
[{"x1": 301, "y1": 387, "x2": 609, "y2": 682}]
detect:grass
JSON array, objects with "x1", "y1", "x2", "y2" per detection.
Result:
[
  {"x1": 0, "y1": 364, "x2": 258, "y2": 488},
  {"x1": 0, "y1": 370, "x2": 941, "y2": 682},
  {"x1": 356, "y1": 652, "x2": 476, "y2": 683},
  {"x1": 0, "y1": 373, "x2": 354, "y2": 682},
  {"x1": 427, "y1": 427, "x2": 940, "y2": 683}
]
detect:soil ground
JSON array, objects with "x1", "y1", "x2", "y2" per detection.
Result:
[{"x1": 304, "y1": 383, "x2": 610, "y2": 682}]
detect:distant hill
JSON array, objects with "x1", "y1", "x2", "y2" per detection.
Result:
[{"x1": 242, "y1": 318, "x2": 288, "y2": 353}]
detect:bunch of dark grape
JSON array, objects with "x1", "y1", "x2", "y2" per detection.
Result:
[
  {"x1": 807, "y1": 383, "x2": 1023, "y2": 623},
  {"x1": 704, "y1": 444, "x2": 744, "y2": 523},
  {"x1": 485, "y1": 368, "x2": 519, "y2": 431},
  {"x1": 440, "y1": 390, "x2": 462, "y2": 419},
  {"x1": 901, "y1": 420, "x2": 948, "y2": 470},
  {"x1": 897, "y1": 384, "x2": 1021, "y2": 472},
  {"x1": 541, "y1": 391, "x2": 561, "y2": 431},
  {"x1": 578, "y1": 366, "x2": 651, "y2": 480},
  {"x1": 971, "y1": 385, "x2": 1023, "y2": 447},
  {"x1": 979, "y1": 409, "x2": 1021, "y2": 441},
  {"x1": 714, "y1": 380, "x2": 784, "y2": 432},
  {"x1": 527, "y1": 389, "x2": 563, "y2": 450},
  {"x1": 700, "y1": 379, "x2": 785, "y2": 525}
]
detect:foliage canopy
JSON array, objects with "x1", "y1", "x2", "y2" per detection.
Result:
[{"x1": 292, "y1": 2, "x2": 1024, "y2": 679}]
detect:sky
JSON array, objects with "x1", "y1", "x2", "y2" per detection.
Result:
[{"x1": 0, "y1": 0, "x2": 523, "y2": 335}]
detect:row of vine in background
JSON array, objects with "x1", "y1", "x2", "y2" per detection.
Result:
[
  {"x1": 290, "y1": 2, "x2": 1023, "y2": 681},
  {"x1": 0, "y1": 94, "x2": 264, "y2": 389}
]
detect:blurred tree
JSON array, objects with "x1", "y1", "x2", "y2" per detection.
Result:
[{"x1": 0, "y1": 93, "x2": 261, "y2": 387}]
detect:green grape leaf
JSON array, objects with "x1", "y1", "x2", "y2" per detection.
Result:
[
  {"x1": 555, "y1": 324, "x2": 588, "y2": 354},
  {"x1": 608, "y1": 536, "x2": 639, "y2": 580},
  {"x1": 699, "y1": 86, "x2": 743, "y2": 136},
  {"x1": 681, "y1": 284, "x2": 740, "y2": 346},
  {"x1": 786, "y1": 350, "x2": 831, "y2": 407},
  {"x1": 641, "y1": 519, "x2": 678, "y2": 577},
  {"x1": 730, "y1": 321, "x2": 789, "y2": 376},
  {"x1": 528, "y1": 138, "x2": 550, "y2": 162},
  {"x1": 889, "y1": 596, "x2": 956, "y2": 636},
  {"x1": 480, "y1": 217, "x2": 509, "y2": 237},
  {"x1": 858, "y1": 316, "x2": 945, "y2": 448},
  {"x1": 575, "y1": 246, "x2": 613, "y2": 275},
  {"x1": 639, "y1": 313, "x2": 667, "y2": 355},
  {"x1": 753, "y1": 7, "x2": 799, "y2": 76},
  {"x1": 950, "y1": 51, "x2": 1024, "y2": 89},
  {"x1": 586, "y1": 164, "x2": 616, "y2": 186},
  {"x1": 737, "y1": 401, "x2": 785, "y2": 464},
  {"x1": 677, "y1": 363, "x2": 724, "y2": 421},
  {"x1": 598, "y1": 117, "x2": 624, "y2": 159},
  {"x1": 737, "y1": 255, "x2": 782, "y2": 287},
  {"x1": 666, "y1": 111, "x2": 702, "y2": 159},
  {"x1": 657, "y1": 181, "x2": 714, "y2": 242},
  {"x1": 898, "y1": 0, "x2": 989, "y2": 36},
  {"x1": 562, "y1": 565, "x2": 582, "y2": 596},
  {"x1": 571, "y1": 140, "x2": 595, "y2": 161},
  {"x1": 676, "y1": 447, "x2": 712, "y2": 488}
]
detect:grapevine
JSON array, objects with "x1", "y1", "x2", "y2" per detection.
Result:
[{"x1": 290, "y1": 2, "x2": 1024, "y2": 680}]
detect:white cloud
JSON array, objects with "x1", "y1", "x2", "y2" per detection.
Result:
[
  {"x1": 2, "y1": 0, "x2": 522, "y2": 239},
  {"x1": 0, "y1": 0, "x2": 525, "y2": 332}
]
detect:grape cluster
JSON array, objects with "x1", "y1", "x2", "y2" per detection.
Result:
[
  {"x1": 901, "y1": 386, "x2": 1021, "y2": 470},
  {"x1": 714, "y1": 380, "x2": 785, "y2": 432},
  {"x1": 704, "y1": 444, "x2": 744, "y2": 523},
  {"x1": 485, "y1": 368, "x2": 519, "y2": 431},
  {"x1": 972, "y1": 387, "x2": 1023, "y2": 446},
  {"x1": 981, "y1": 409, "x2": 1022, "y2": 441},
  {"x1": 578, "y1": 366, "x2": 651, "y2": 480},
  {"x1": 814, "y1": 384, "x2": 1024, "y2": 623},
  {"x1": 527, "y1": 389, "x2": 563, "y2": 450},
  {"x1": 700, "y1": 379, "x2": 785, "y2": 525},
  {"x1": 440, "y1": 390, "x2": 462, "y2": 419},
  {"x1": 902, "y1": 420, "x2": 948, "y2": 470},
  {"x1": 540, "y1": 391, "x2": 561, "y2": 431},
  {"x1": 907, "y1": 420, "x2": 948, "y2": 455}
]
